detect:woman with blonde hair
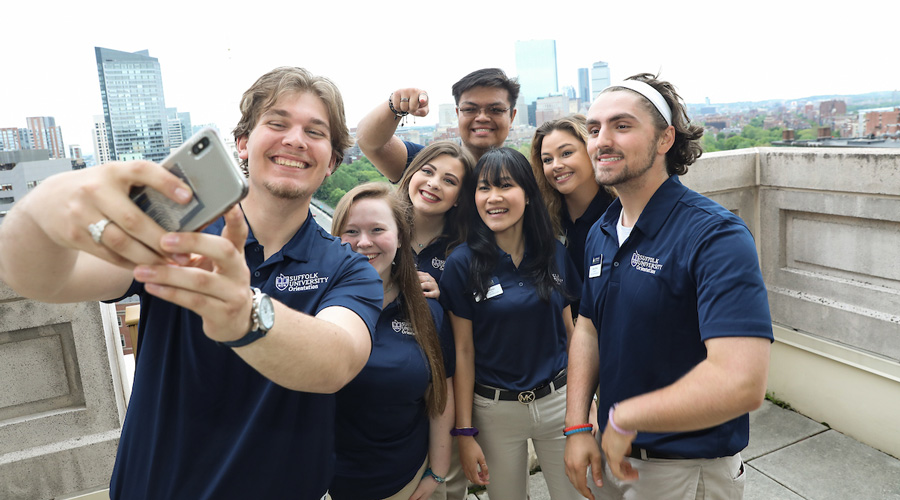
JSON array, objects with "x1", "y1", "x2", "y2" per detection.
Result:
[{"x1": 330, "y1": 182, "x2": 455, "y2": 500}]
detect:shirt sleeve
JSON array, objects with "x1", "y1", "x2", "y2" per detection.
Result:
[
  {"x1": 438, "y1": 248, "x2": 475, "y2": 320},
  {"x1": 318, "y1": 252, "x2": 384, "y2": 340},
  {"x1": 692, "y1": 220, "x2": 773, "y2": 341}
]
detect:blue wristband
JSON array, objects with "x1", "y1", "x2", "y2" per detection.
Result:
[{"x1": 422, "y1": 467, "x2": 446, "y2": 483}]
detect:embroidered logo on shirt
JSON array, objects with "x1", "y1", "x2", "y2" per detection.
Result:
[
  {"x1": 274, "y1": 272, "x2": 330, "y2": 292},
  {"x1": 431, "y1": 257, "x2": 446, "y2": 271},
  {"x1": 391, "y1": 319, "x2": 415, "y2": 335},
  {"x1": 630, "y1": 251, "x2": 663, "y2": 275}
]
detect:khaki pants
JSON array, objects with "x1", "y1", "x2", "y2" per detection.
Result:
[
  {"x1": 472, "y1": 384, "x2": 583, "y2": 500},
  {"x1": 589, "y1": 451, "x2": 746, "y2": 500}
]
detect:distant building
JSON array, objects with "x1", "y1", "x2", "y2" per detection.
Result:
[
  {"x1": 92, "y1": 115, "x2": 112, "y2": 165},
  {"x1": 69, "y1": 144, "x2": 83, "y2": 160},
  {"x1": 0, "y1": 128, "x2": 19, "y2": 151},
  {"x1": 535, "y1": 95, "x2": 570, "y2": 126},
  {"x1": 438, "y1": 103, "x2": 458, "y2": 127},
  {"x1": 591, "y1": 61, "x2": 611, "y2": 100},
  {"x1": 0, "y1": 151, "x2": 73, "y2": 223},
  {"x1": 864, "y1": 108, "x2": 900, "y2": 137},
  {"x1": 578, "y1": 67, "x2": 591, "y2": 104},
  {"x1": 95, "y1": 47, "x2": 169, "y2": 163},
  {"x1": 26, "y1": 116, "x2": 65, "y2": 159},
  {"x1": 820, "y1": 100, "x2": 847, "y2": 119},
  {"x1": 166, "y1": 107, "x2": 193, "y2": 150},
  {"x1": 515, "y1": 39, "x2": 559, "y2": 126},
  {"x1": 563, "y1": 85, "x2": 576, "y2": 99}
]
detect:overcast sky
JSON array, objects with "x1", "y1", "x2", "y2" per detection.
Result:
[{"x1": 3, "y1": 0, "x2": 896, "y2": 158}]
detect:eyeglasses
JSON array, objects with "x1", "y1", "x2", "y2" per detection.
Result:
[{"x1": 458, "y1": 105, "x2": 511, "y2": 118}]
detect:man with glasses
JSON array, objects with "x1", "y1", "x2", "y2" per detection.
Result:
[{"x1": 356, "y1": 68, "x2": 519, "y2": 182}]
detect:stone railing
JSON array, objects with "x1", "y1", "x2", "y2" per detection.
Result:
[
  {"x1": 0, "y1": 284, "x2": 127, "y2": 499},
  {"x1": 684, "y1": 147, "x2": 900, "y2": 458}
]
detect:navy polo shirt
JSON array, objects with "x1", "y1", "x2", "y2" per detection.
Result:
[
  {"x1": 415, "y1": 236, "x2": 449, "y2": 283},
  {"x1": 108, "y1": 212, "x2": 382, "y2": 500},
  {"x1": 579, "y1": 175, "x2": 773, "y2": 459},
  {"x1": 441, "y1": 241, "x2": 580, "y2": 391},
  {"x1": 331, "y1": 296, "x2": 454, "y2": 499},
  {"x1": 561, "y1": 188, "x2": 615, "y2": 282},
  {"x1": 403, "y1": 140, "x2": 425, "y2": 169}
]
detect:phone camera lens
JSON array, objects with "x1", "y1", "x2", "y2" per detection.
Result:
[{"x1": 191, "y1": 137, "x2": 210, "y2": 155}]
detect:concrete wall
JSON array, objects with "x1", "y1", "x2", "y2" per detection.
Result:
[
  {"x1": 684, "y1": 147, "x2": 900, "y2": 458},
  {"x1": 0, "y1": 282, "x2": 126, "y2": 499}
]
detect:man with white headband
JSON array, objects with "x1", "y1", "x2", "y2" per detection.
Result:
[{"x1": 562, "y1": 73, "x2": 773, "y2": 499}]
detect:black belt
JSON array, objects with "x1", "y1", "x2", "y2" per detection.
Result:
[
  {"x1": 474, "y1": 370, "x2": 566, "y2": 404},
  {"x1": 628, "y1": 447, "x2": 686, "y2": 460}
]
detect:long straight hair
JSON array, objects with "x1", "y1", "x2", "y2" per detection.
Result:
[
  {"x1": 466, "y1": 148, "x2": 566, "y2": 302},
  {"x1": 332, "y1": 182, "x2": 447, "y2": 416},
  {"x1": 396, "y1": 141, "x2": 476, "y2": 256}
]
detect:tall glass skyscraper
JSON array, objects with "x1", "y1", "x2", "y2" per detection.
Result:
[
  {"x1": 514, "y1": 39, "x2": 559, "y2": 116},
  {"x1": 591, "y1": 61, "x2": 611, "y2": 100},
  {"x1": 95, "y1": 47, "x2": 169, "y2": 163},
  {"x1": 578, "y1": 68, "x2": 591, "y2": 104}
]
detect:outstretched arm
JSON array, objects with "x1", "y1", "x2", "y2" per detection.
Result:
[
  {"x1": 0, "y1": 160, "x2": 192, "y2": 303},
  {"x1": 131, "y1": 205, "x2": 375, "y2": 392},
  {"x1": 356, "y1": 88, "x2": 430, "y2": 182}
]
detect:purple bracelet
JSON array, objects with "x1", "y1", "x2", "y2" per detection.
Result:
[
  {"x1": 608, "y1": 404, "x2": 637, "y2": 436},
  {"x1": 450, "y1": 426, "x2": 479, "y2": 437}
]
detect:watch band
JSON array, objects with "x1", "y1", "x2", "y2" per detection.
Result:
[{"x1": 221, "y1": 288, "x2": 267, "y2": 348}]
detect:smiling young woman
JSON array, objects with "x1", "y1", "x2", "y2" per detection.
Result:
[
  {"x1": 330, "y1": 183, "x2": 455, "y2": 500},
  {"x1": 439, "y1": 148, "x2": 583, "y2": 500},
  {"x1": 530, "y1": 115, "x2": 616, "y2": 283}
]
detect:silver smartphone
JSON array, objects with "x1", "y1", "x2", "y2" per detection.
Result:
[{"x1": 130, "y1": 127, "x2": 249, "y2": 232}]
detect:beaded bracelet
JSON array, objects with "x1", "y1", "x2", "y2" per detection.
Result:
[
  {"x1": 422, "y1": 467, "x2": 446, "y2": 483},
  {"x1": 388, "y1": 92, "x2": 409, "y2": 120},
  {"x1": 608, "y1": 403, "x2": 637, "y2": 436},
  {"x1": 563, "y1": 423, "x2": 593, "y2": 436}
]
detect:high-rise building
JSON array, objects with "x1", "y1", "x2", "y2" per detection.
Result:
[
  {"x1": 166, "y1": 108, "x2": 193, "y2": 150},
  {"x1": 95, "y1": 47, "x2": 169, "y2": 163},
  {"x1": 92, "y1": 115, "x2": 112, "y2": 165},
  {"x1": 69, "y1": 144, "x2": 83, "y2": 160},
  {"x1": 438, "y1": 104, "x2": 458, "y2": 127},
  {"x1": 0, "y1": 128, "x2": 19, "y2": 151},
  {"x1": 591, "y1": 61, "x2": 611, "y2": 100},
  {"x1": 578, "y1": 68, "x2": 590, "y2": 104},
  {"x1": 26, "y1": 116, "x2": 65, "y2": 159},
  {"x1": 515, "y1": 39, "x2": 559, "y2": 125}
]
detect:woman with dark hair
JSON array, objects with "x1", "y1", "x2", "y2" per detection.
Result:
[
  {"x1": 440, "y1": 148, "x2": 583, "y2": 499},
  {"x1": 395, "y1": 141, "x2": 476, "y2": 299},
  {"x1": 530, "y1": 114, "x2": 616, "y2": 282},
  {"x1": 330, "y1": 183, "x2": 455, "y2": 500}
]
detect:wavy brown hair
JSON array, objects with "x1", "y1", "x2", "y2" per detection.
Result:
[
  {"x1": 603, "y1": 73, "x2": 704, "y2": 176},
  {"x1": 331, "y1": 182, "x2": 447, "y2": 417},
  {"x1": 530, "y1": 115, "x2": 617, "y2": 236},
  {"x1": 395, "y1": 141, "x2": 476, "y2": 256},
  {"x1": 232, "y1": 67, "x2": 352, "y2": 174}
]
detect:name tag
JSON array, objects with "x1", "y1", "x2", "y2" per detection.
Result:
[
  {"x1": 486, "y1": 283, "x2": 503, "y2": 299},
  {"x1": 475, "y1": 278, "x2": 503, "y2": 302},
  {"x1": 588, "y1": 255, "x2": 603, "y2": 278}
]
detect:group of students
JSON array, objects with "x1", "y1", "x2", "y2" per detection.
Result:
[{"x1": 0, "y1": 65, "x2": 773, "y2": 500}]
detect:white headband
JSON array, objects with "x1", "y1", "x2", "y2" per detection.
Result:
[{"x1": 606, "y1": 80, "x2": 672, "y2": 126}]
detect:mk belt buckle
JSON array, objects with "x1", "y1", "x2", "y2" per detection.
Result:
[{"x1": 517, "y1": 390, "x2": 536, "y2": 404}]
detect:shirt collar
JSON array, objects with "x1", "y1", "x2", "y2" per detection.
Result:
[
  {"x1": 598, "y1": 176, "x2": 688, "y2": 239},
  {"x1": 244, "y1": 211, "x2": 320, "y2": 263}
]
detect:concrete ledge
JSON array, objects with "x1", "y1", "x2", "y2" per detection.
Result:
[{"x1": 768, "y1": 324, "x2": 900, "y2": 458}]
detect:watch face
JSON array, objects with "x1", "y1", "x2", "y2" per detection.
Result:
[{"x1": 259, "y1": 295, "x2": 275, "y2": 331}]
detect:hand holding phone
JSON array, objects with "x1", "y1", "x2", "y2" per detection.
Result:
[{"x1": 130, "y1": 128, "x2": 248, "y2": 232}]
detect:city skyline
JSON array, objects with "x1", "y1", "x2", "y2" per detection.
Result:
[{"x1": 3, "y1": 0, "x2": 898, "y2": 160}]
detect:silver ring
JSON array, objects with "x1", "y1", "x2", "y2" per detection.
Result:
[
  {"x1": 88, "y1": 219, "x2": 111, "y2": 244},
  {"x1": 400, "y1": 97, "x2": 410, "y2": 102}
]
